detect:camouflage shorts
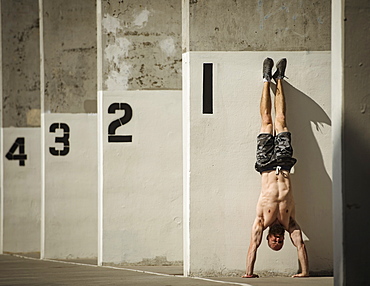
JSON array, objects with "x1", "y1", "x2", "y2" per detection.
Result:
[{"x1": 255, "y1": 132, "x2": 297, "y2": 173}]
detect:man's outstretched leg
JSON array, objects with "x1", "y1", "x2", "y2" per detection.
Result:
[
  {"x1": 242, "y1": 58, "x2": 275, "y2": 279},
  {"x1": 273, "y1": 58, "x2": 296, "y2": 174},
  {"x1": 273, "y1": 58, "x2": 289, "y2": 134},
  {"x1": 260, "y1": 58, "x2": 274, "y2": 135}
]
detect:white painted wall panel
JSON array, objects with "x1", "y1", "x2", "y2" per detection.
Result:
[
  {"x1": 184, "y1": 51, "x2": 332, "y2": 275},
  {"x1": 101, "y1": 90, "x2": 182, "y2": 265},
  {"x1": 43, "y1": 114, "x2": 97, "y2": 259},
  {"x1": 2, "y1": 127, "x2": 41, "y2": 253}
]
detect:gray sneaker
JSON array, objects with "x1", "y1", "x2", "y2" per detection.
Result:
[
  {"x1": 273, "y1": 58, "x2": 287, "y2": 80},
  {"x1": 263, "y1": 57, "x2": 274, "y2": 81}
]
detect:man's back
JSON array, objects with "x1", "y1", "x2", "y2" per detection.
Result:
[{"x1": 256, "y1": 170, "x2": 295, "y2": 230}]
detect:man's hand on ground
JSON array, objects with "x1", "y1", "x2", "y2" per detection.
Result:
[
  {"x1": 242, "y1": 274, "x2": 259, "y2": 278},
  {"x1": 292, "y1": 273, "x2": 309, "y2": 278}
]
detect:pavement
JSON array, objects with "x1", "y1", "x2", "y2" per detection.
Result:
[{"x1": 0, "y1": 254, "x2": 333, "y2": 286}]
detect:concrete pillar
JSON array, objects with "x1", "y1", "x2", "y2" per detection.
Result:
[
  {"x1": 40, "y1": 0, "x2": 98, "y2": 259},
  {"x1": 332, "y1": 0, "x2": 370, "y2": 285},
  {"x1": 97, "y1": 0, "x2": 183, "y2": 266},
  {"x1": 183, "y1": 0, "x2": 332, "y2": 277},
  {"x1": 1, "y1": 0, "x2": 41, "y2": 254}
]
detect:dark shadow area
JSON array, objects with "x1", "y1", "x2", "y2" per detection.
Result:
[
  {"x1": 342, "y1": 101, "x2": 370, "y2": 282},
  {"x1": 272, "y1": 81, "x2": 333, "y2": 274}
]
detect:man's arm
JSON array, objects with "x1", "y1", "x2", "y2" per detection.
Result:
[
  {"x1": 243, "y1": 216, "x2": 264, "y2": 278},
  {"x1": 288, "y1": 218, "x2": 309, "y2": 277}
]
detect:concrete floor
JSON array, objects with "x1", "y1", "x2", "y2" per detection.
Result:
[{"x1": 0, "y1": 254, "x2": 333, "y2": 286}]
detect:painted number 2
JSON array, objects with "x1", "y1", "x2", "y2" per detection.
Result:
[
  {"x1": 49, "y1": 123, "x2": 70, "y2": 156},
  {"x1": 5, "y1": 137, "x2": 27, "y2": 166},
  {"x1": 108, "y1": 103, "x2": 133, "y2": 143}
]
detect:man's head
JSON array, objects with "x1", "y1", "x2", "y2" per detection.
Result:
[{"x1": 267, "y1": 224, "x2": 285, "y2": 251}]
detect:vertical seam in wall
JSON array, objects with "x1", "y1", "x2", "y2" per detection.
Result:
[
  {"x1": 97, "y1": 0, "x2": 102, "y2": 92},
  {"x1": 39, "y1": 0, "x2": 45, "y2": 260},
  {"x1": 96, "y1": 0, "x2": 103, "y2": 266},
  {"x1": 182, "y1": 52, "x2": 190, "y2": 276},
  {"x1": 182, "y1": 0, "x2": 189, "y2": 53},
  {"x1": 0, "y1": 0, "x2": 4, "y2": 254}
]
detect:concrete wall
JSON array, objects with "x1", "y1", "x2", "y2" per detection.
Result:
[
  {"x1": 1, "y1": 0, "x2": 41, "y2": 254},
  {"x1": 101, "y1": 0, "x2": 182, "y2": 91},
  {"x1": 98, "y1": 0, "x2": 183, "y2": 266},
  {"x1": 43, "y1": 0, "x2": 97, "y2": 113},
  {"x1": 184, "y1": 0, "x2": 331, "y2": 52},
  {"x1": 43, "y1": 114, "x2": 97, "y2": 259},
  {"x1": 100, "y1": 91, "x2": 182, "y2": 265},
  {"x1": 41, "y1": 0, "x2": 98, "y2": 259},
  {"x1": 183, "y1": 51, "x2": 332, "y2": 276},
  {"x1": 2, "y1": 128, "x2": 41, "y2": 253},
  {"x1": 1, "y1": 0, "x2": 40, "y2": 128},
  {"x1": 183, "y1": 0, "x2": 332, "y2": 277},
  {"x1": 0, "y1": 0, "x2": 338, "y2": 278}
]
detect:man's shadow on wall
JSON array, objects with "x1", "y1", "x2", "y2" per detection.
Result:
[{"x1": 272, "y1": 81, "x2": 333, "y2": 274}]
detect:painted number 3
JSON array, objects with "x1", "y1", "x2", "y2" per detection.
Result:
[{"x1": 49, "y1": 123, "x2": 70, "y2": 156}]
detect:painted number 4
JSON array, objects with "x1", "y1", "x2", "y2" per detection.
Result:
[{"x1": 5, "y1": 137, "x2": 27, "y2": 166}]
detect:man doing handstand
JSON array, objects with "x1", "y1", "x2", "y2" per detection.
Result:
[{"x1": 242, "y1": 58, "x2": 309, "y2": 278}]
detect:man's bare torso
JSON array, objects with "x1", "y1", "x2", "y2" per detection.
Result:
[{"x1": 256, "y1": 170, "x2": 295, "y2": 230}]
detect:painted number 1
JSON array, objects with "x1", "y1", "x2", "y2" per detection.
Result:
[
  {"x1": 108, "y1": 103, "x2": 133, "y2": 143},
  {"x1": 203, "y1": 63, "x2": 213, "y2": 114}
]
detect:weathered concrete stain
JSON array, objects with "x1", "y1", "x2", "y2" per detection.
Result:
[
  {"x1": 2, "y1": 0, "x2": 40, "y2": 127},
  {"x1": 102, "y1": 0, "x2": 182, "y2": 91},
  {"x1": 84, "y1": 100, "x2": 98, "y2": 113},
  {"x1": 102, "y1": 14, "x2": 132, "y2": 90},
  {"x1": 159, "y1": 37, "x2": 177, "y2": 57},
  {"x1": 27, "y1": 109, "x2": 41, "y2": 126},
  {"x1": 132, "y1": 8, "x2": 151, "y2": 28}
]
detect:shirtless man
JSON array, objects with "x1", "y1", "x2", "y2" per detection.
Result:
[{"x1": 242, "y1": 58, "x2": 309, "y2": 278}]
